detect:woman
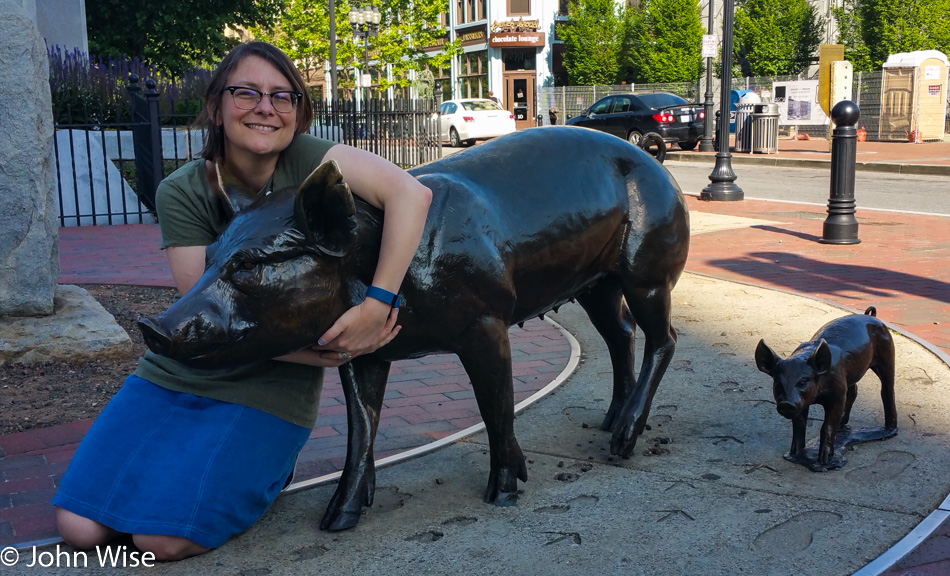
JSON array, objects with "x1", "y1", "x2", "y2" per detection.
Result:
[{"x1": 52, "y1": 41, "x2": 432, "y2": 561}]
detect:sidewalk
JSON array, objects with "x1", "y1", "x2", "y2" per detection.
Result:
[{"x1": 2, "y1": 140, "x2": 949, "y2": 575}]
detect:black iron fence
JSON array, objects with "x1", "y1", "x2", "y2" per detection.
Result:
[{"x1": 53, "y1": 76, "x2": 442, "y2": 226}]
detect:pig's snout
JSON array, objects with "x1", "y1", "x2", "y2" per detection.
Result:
[
  {"x1": 138, "y1": 317, "x2": 175, "y2": 357},
  {"x1": 775, "y1": 401, "x2": 798, "y2": 419}
]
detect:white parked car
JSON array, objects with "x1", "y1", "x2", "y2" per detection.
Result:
[{"x1": 438, "y1": 98, "x2": 516, "y2": 147}]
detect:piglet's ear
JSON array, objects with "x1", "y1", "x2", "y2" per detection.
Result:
[
  {"x1": 754, "y1": 339, "x2": 781, "y2": 376},
  {"x1": 810, "y1": 339, "x2": 833, "y2": 375},
  {"x1": 294, "y1": 160, "x2": 358, "y2": 257}
]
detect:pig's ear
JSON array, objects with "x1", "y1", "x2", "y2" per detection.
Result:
[
  {"x1": 294, "y1": 160, "x2": 358, "y2": 257},
  {"x1": 754, "y1": 339, "x2": 781, "y2": 375},
  {"x1": 810, "y1": 339, "x2": 833, "y2": 375}
]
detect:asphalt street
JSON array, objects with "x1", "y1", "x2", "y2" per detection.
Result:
[{"x1": 663, "y1": 160, "x2": 950, "y2": 216}]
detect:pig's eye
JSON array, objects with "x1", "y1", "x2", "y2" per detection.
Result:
[
  {"x1": 796, "y1": 378, "x2": 810, "y2": 388},
  {"x1": 231, "y1": 260, "x2": 264, "y2": 291}
]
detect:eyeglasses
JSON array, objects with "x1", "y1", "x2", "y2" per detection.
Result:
[{"x1": 223, "y1": 86, "x2": 302, "y2": 114}]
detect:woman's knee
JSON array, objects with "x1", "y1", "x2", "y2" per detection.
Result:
[
  {"x1": 55, "y1": 508, "x2": 116, "y2": 550},
  {"x1": 132, "y1": 534, "x2": 210, "y2": 561}
]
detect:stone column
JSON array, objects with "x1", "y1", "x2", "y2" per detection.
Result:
[{"x1": 0, "y1": 0, "x2": 59, "y2": 316}]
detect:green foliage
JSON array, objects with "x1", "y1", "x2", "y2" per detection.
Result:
[
  {"x1": 560, "y1": 0, "x2": 624, "y2": 85},
  {"x1": 622, "y1": 0, "x2": 705, "y2": 83},
  {"x1": 734, "y1": 0, "x2": 823, "y2": 76},
  {"x1": 835, "y1": 0, "x2": 950, "y2": 71},
  {"x1": 85, "y1": 0, "x2": 283, "y2": 74},
  {"x1": 252, "y1": 0, "x2": 459, "y2": 95}
]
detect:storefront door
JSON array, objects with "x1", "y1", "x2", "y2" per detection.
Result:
[{"x1": 504, "y1": 74, "x2": 535, "y2": 130}]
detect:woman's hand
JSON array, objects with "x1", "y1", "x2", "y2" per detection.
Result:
[
  {"x1": 317, "y1": 298, "x2": 400, "y2": 359},
  {"x1": 274, "y1": 300, "x2": 398, "y2": 367}
]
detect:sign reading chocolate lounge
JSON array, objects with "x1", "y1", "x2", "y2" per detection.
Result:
[{"x1": 488, "y1": 32, "x2": 545, "y2": 47}]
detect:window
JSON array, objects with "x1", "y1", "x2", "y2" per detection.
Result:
[
  {"x1": 508, "y1": 0, "x2": 530, "y2": 16},
  {"x1": 457, "y1": 50, "x2": 488, "y2": 99},
  {"x1": 590, "y1": 98, "x2": 612, "y2": 115}
]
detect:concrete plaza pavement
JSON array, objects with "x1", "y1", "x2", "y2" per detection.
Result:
[{"x1": 2, "y1": 136, "x2": 950, "y2": 575}]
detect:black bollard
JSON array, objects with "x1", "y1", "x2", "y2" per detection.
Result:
[{"x1": 820, "y1": 101, "x2": 861, "y2": 244}]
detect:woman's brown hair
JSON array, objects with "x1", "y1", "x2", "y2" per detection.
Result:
[{"x1": 197, "y1": 41, "x2": 314, "y2": 161}]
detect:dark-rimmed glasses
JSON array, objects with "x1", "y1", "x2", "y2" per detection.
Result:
[{"x1": 223, "y1": 86, "x2": 302, "y2": 114}]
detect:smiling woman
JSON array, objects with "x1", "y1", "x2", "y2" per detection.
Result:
[{"x1": 50, "y1": 41, "x2": 432, "y2": 561}]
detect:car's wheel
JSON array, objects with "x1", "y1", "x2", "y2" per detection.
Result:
[
  {"x1": 639, "y1": 132, "x2": 667, "y2": 164},
  {"x1": 449, "y1": 128, "x2": 462, "y2": 148},
  {"x1": 627, "y1": 130, "x2": 643, "y2": 146},
  {"x1": 678, "y1": 140, "x2": 699, "y2": 151}
]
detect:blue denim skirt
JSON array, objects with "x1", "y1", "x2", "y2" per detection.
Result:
[{"x1": 52, "y1": 375, "x2": 311, "y2": 548}]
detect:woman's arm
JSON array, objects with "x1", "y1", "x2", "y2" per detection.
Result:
[{"x1": 313, "y1": 144, "x2": 433, "y2": 359}]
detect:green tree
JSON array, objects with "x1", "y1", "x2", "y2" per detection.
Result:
[
  {"x1": 560, "y1": 0, "x2": 624, "y2": 85},
  {"x1": 253, "y1": 0, "x2": 459, "y2": 93},
  {"x1": 85, "y1": 0, "x2": 283, "y2": 74},
  {"x1": 835, "y1": 0, "x2": 950, "y2": 71},
  {"x1": 733, "y1": 0, "x2": 823, "y2": 76},
  {"x1": 622, "y1": 0, "x2": 704, "y2": 83}
]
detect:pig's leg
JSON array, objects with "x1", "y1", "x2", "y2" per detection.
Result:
[
  {"x1": 574, "y1": 280, "x2": 637, "y2": 432},
  {"x1": 610, "y1": 285, "x2": 675, "y2": 458},
  {"x1": 321, "y1": 358, "x2": 391, "y2": 531},
  {"x1": 456, "y1": 317, "x2": 527, "y2": 506}
]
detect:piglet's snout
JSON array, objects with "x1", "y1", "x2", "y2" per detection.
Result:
[{"x1": 775, "y1": 400, "x2": 798, "y2": 419}]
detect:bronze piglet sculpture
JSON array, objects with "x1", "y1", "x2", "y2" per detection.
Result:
[
  {"x1": 139, "y1": 126, "x2": 690, "y2": 530},
  {"x1": 755, "y1": 307, "x2": 898, "y2": 471}
]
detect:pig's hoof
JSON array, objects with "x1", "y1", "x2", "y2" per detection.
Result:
[
  {"x1": 600, "y1": 404, "x2": 620, "y2": 431},
  {"x1": 483, "y1": 467, "x2": 521, "y2": 506},
  {"x1": 320, "y1": 507, "x2": 362, "y2": 531},
  {"x1": 610, "y1": 425, "x2": 640, "y2": 458}
]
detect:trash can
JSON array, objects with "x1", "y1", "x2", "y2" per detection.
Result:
[
  {"x1": 733, "y1": 103, "x2": 755, "y2": 152},
  {"x1": 750, "y1": 103, "x2": 780, "y2": 154}
]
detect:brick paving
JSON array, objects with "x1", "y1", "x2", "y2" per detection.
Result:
[{"x1": 4, "y1": 138, "x2": 950, "y2": 574}]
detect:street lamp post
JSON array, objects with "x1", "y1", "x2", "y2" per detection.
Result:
[
  {"x1": 349, "y1": 4, "x2": 381, "y2": 99},
  {"x1": 698, "y1": 0, "x2": 716, "y2": 152},
  {"x1": 701, "y1": 0, "x2": 743, "y2": 201}
]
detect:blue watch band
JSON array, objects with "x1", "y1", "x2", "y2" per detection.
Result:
[{"x1": 365, "y1": 285, "x2": 401, "y2": 308}]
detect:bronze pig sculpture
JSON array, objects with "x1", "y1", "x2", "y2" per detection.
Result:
[
  {"x1": 138, "y1": 126, "x2": 690, "y2": 530},
  {"x1": 754, "y1": 307, "x2": 898, "y2": 471}
]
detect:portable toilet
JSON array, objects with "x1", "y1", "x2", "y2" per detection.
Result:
[{"x1": 878, "y1": 50, "x2": 948, "y2": 142}]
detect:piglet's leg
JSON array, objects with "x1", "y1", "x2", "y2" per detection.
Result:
[
  {"x1": 321, "y1": 358, "x2": 391, "y2": 531},
  {"x1": 788, "y1": 407, "x2": 808, "y2": 458},
  {"x1": 456, "y1": 317, "x2": 527, "y2": 506},
  {"x1": 871, "y1": 330, "x2": 898, "y2": 430},
  {"x1": 819, "y1": 400, "x2": 846, "y2": 464},
  {"x1": 840, "y1": 384, "x2": 858, "y2": 428}
]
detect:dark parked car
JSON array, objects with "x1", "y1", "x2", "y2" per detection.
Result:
[{"x1": 565, "y1": 92, "x2": 705, "y2": 150}]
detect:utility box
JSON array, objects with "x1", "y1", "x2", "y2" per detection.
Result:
[{"x1": 878, "y1": 50, "x2": 948, "y2": 142}]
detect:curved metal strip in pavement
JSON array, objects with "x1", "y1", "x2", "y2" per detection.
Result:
[{"x1": 284, "y1": 315, "x2": 582, "y2": 494}]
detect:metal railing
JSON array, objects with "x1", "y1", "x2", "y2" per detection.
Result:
[
  {"x1": 542, "y1": 72, "x2": 949, "y2": 140},
  {"x1": 52, "y1": 77, "x2": 441, "y2": 226}
]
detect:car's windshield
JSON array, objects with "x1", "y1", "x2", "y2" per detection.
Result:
[
  {"x1": 637, "y1": 93, "x2": 688, "y2": 109},
  {"x1": 461, "y1": 100, "x2": 503, "y2": 111}
]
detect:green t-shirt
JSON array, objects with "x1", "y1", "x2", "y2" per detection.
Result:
[{"x1": 134, "y1": 134, "x2": 337, "y2": 428}]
